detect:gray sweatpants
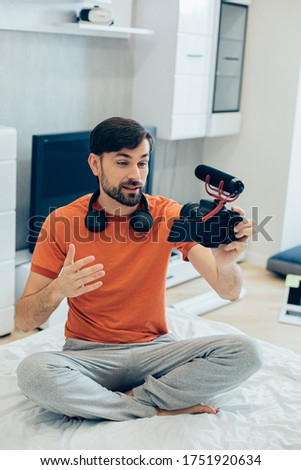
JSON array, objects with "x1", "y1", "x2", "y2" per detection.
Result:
[{"x1": 17, "y1": 333, "x2": 262, "y2": 421}]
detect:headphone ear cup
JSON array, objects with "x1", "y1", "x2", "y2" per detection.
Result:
[
  {"x1": 85, "y1": 209, "x2": 107, "y2": 233},
  {"x1": 130, "y1": 210, "x2": 153, "y2": 233}
]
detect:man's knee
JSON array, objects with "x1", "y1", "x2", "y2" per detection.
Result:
[
  {"x1": 231, "y1": 335, "x2": 263, "y2": 378},
  {"x1": 17, "y1": 352, "x2": 55, "y2": 398},
  {"x1": 204, "y1": 334, "x2": 262, "y2": 382}
]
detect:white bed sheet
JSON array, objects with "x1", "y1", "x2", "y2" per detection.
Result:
[{"x1": 0, "y1": 308, "x2": 300, "y2": 450}]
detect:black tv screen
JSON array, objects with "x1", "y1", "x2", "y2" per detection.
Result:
[{"x1": 28, "y1": 128, "x2": 156, "y2": 252}]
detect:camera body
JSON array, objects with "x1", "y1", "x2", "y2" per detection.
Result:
[
  {"x1": 168, "y1": 165, "x2": 245, "y2": 248},
  {"x1": 168, "y1": 199, "x2": 243, "y2": 248}
]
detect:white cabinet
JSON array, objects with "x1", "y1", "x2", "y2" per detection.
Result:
[
  {"x1": 175, "y1": 34, "x2": 211, "y2": 75},
  {"x1": 132, "y1": 0, "x2": 215, "y2": 140},
  {"x1": 178, "y1": 0, "x2": 214, "y2": 34},
  {"x1": 207, "y1": 1, "x2": 249, "y2": 136},
  {"x1": 0, "y1": 127, "x2": 16, "y2": 336},
  {"x1": 132, "y1": 0, "x2": 251, "y2": 140}
]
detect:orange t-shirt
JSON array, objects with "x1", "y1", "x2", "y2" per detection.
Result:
[{"x1": 31, "y1": 194, "x2": 197, "y2": 344}]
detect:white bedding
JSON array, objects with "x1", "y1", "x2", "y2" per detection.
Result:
[{"x1": 0, "y1": 308, "x2": 300, "y2": 450}]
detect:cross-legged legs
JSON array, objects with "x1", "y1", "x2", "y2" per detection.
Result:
[
  {"x1": 17, "y1": 333, "x2": 262, "y2": 420},
  {"x1": 130, "y1": 334, "x2": 262, "y2": 411}
]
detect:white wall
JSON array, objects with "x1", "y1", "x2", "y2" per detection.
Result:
[
  {"x1": 281, "y1": 58, "x2": 301, "y2": 251},
  {"x1": 0, "y1": 30, "x2": 133, "y2": 250},
  {"x1": 0, "y1": 26, "x2": 203, "y2": 251},
  {"x1": 202, "y1": 0, "x2": 301, "y2": 266}
]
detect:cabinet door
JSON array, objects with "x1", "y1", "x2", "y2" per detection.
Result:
[
  {"x1": 0, "y1": 127, "x2": 16, "y2": 161},
  {"x1": 0, "y1": 212, "x2": 15, "y2": 261},
  {"x1": 178, "y1": 0, "x2": 214, "y2": 35},
  {"x1": 0, "y1": 260, "x2": 14, "y2": 309},
  {"x1": 0, "y1": 161, "x2": 16, "y2": 211},
  {"x1": 219, "y1": 2, "x2": 248, "y2": 40},
  {"x1": 213, "y1": 76, "x2": 241, "y2": 112},
  {"x1": 175, "y1": 34, "x2": 211, "y2": 75},
  {"x1": 216, "y1": 39, "x2": 244, "y2": 77},
  {"x1": 171, "y1": 114, "x2": 207, "y2": 139},
  {"x1": 212, "y1": 2, "x2": 248, "y2": 113},
  {"x1": 173, "y1": 75, "x2": 209, "y2": 115},
  {"x1": 0, "y1": 306, "x2": 15, "y2": 336}
]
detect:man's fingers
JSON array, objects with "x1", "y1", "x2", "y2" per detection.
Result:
[
  {"x1": 74, "y1": 263, "x2": 104, "y2": 279},
  {"x1": 75, "y1": 281, "x2": 103, "y2": 296},
  {"x1": 73, "y1": 255, "x2": 96, "y2": 271},
  {"x1": 74, "y1": 268, "x2": 105, "y2": 288},
  {"x1": 224, "y1": 239, "x2": 248, "y2": 251},
  {"x1": 64, "y1": 243, "x2": 76, "y2": 266},
  {"x1": 231, "y1": 206, "x2": 246, "y2": 217},
  {"x1": 234, "y1": 217, "x2": 254, "y2": 239},
  {"x1": 64, "y1": 246, "x2": 98, "y2": 272}
]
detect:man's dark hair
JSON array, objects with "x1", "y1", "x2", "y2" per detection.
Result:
[{"x1": 90, "y1": 117, "x2": 154, "y2": 155}]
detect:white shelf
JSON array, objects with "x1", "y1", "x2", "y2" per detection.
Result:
[
  {"x1": 0, "y1": 22, "x2": 154, "y2": 39},
  {"x1": 0, "y1": 0, "x2": 153, "y2": 39},
  {"x1": 78, "y1": 22, "x2": 154, "y2": 37}
]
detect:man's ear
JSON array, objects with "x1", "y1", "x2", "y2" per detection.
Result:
[{"x1": 88, "y1": 153, "x2": 101, "y2": 176}]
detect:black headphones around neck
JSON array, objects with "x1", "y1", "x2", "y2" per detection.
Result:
[{"x1": 85, "y1": 189, "x2": 154, "y2": 233}]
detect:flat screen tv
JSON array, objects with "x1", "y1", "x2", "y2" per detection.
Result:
[{"x1": 28, "y1": 127, "x2": 156, "y2": 253}]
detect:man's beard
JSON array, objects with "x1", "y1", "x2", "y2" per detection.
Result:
[{"x1": 100, "y1": 173, "x2": 144, "y2": 207}]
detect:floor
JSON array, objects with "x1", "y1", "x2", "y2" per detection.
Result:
[
  {"x1": 167, "y1": 262, "x2": 301, "y2": 355},
  {"x1": 1, "y1": 262, "x2": 300, "y2": 355}
]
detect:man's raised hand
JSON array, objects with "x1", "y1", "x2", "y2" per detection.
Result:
[{"x1": 54, "y1": 244, "x2": 105, "y2": 299}]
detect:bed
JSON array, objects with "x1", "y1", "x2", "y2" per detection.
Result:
[{"x1": 0, "y1": 307, "x2": 300, "y2": 450}]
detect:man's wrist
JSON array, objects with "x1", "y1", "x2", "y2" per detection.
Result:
[
  {"x1": 48, "y1": 278, "x2": 65, "y2": 306},
  {"x1": 216, "y1": 262, "x2": 239, "y2": 275}
]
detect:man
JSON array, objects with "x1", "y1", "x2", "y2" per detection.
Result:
[{"x1": 16, "y1": 117, "x2": 262, "y2": 421}]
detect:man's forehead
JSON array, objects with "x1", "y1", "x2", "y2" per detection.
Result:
[{"x1": 113, "y1": 140, "x2": 150, "y2": 157}]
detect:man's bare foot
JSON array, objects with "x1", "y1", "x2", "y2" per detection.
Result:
[
  {"x1": 157, "y1": 403, "x2": 219, "y2": 416},
  {"x1": 123, "y1": 391, "x2": 218, "y2": 416}
]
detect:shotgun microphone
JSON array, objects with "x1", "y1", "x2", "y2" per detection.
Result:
[
  {"x1": 195, "y1": 164, "x2": 244, "y2": 195},
  {"x1": 168, "y1": 164, "x2": 245, "y2": 247}
]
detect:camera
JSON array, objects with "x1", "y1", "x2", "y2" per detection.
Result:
[{"x1": 168, "y1": 165, "x2": 245, "y2": 248}]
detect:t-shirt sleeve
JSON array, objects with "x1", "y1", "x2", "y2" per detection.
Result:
[
  {"x1": 164, "y1": 199, "x2": 198, "y2": 261},
  {"x1": 174, "y1": 239, "x2": 198, "y2": 261},
  {"x1": 31, "y1": 210, "x2": 67, "y2": 279}
]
